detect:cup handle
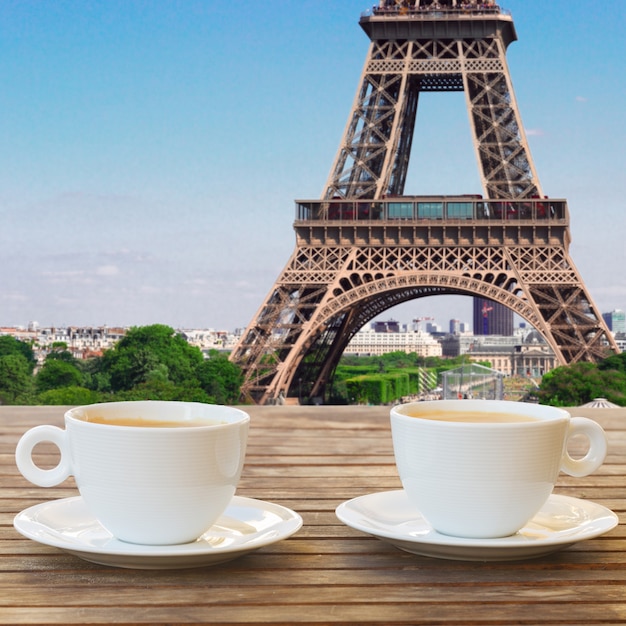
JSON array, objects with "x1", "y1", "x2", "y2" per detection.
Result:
[
  {"x1": 15, "y1": 425, "x2": 72, "y2": 487},
  {"x1": 560, "y1": 417, "x2": 607, "y2": 478}
]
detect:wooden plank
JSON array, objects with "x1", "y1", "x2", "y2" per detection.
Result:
[
  {"x1": 1, "y1": 603, "x2": 626, "y2": 625},
  {"x1": 2, "y1": 582, "x2": 626, "y2": 607}
]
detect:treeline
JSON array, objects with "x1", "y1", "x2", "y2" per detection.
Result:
[
  {"x1": 0, "y1": 324, "x2": 242, "y2": 406},
  {"x1": 536, "y1": 352, "x2": 626, "y2": 407},
  {"x1": 0, "y1": 328, "x2": 487, "y2": 407},
  {"x1": 3, "y1": 324, "x2": 625, "y2": 407}
]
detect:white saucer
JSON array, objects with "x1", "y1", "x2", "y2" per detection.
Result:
[
  {"x1": 335, "y1": 490, "x2": 618, "y2": 561},
  {"x1": 14, "y1": 495, "x2": 303, "y2": 569}
]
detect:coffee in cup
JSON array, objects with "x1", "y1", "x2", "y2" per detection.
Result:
[
  {"x1": 390, "y1": 400, "x2": 607, "y2": 539},
  {"x1": 15, "y1": 400, "x2": 250, "y2": 545}
]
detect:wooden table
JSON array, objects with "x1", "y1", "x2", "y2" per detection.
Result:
[{"x1": 1, "y1": 405, "x2": 624, "y2": 625}]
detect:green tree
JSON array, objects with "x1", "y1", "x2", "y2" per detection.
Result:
[
  {"x1": 0, "y1": 336, "x2": 36, "y2": 370},
  {"x1": 537, "y1": 362, "x2": 626, "y2": 407},
  {"x1": 45, "y1": 342, "x2": 79, "y2": 364},
  {"x1": 196, "y1": 350, "x2": 243, "y2": 404},
  {"x1": 79, "y1": 354, "x2": 109, "y2": 392},
  {"x1": 598, "y1": 352, "x2": 626, "y2": 373},
  {"x1": 36, "y1": 359, "x2": 84, "y2": 393},
  {"x1": 37, "y1": 386, "x2": 100, "y2": 406},
  {"x1": 0, "y1": 354, "x2": 34, "y2": 403},
  {"x1": 112, "y1": 379, "x2": 213, "y2": 403},
  {"x1": 98, "y1": 325, "x2": 204, "y2": 392}
]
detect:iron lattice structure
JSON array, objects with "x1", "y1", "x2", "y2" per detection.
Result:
[{"x1": 231, "y1": 3, "x2": 617, "y2": 404}]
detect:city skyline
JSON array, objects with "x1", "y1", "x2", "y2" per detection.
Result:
[
  {"x1": 1, "y1": 1, "x2": 624, "y2": 331},
  {"x1": 6, "y1": 304, "x2": 626, "y2": 338}
]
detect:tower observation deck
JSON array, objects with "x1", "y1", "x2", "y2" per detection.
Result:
[{"x1": 230, "y1": 2, "x2": 618, "y2": 405}]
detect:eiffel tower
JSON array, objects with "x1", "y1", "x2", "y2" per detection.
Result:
[{"x1": 230, "y1": 1, "x2": 617, "y2": 405}]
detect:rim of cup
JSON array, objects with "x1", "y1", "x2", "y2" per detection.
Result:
[
  {"x1": 65, "y1": 400, "x2": 250, "y2": 431},
  {"x1": 391, "y1": 399, "x2": 571, "y2": 427}
]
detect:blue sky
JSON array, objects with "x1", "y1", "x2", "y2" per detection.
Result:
[{"x1": 0, "y1": 0, "x2": 624, "y2": 331}]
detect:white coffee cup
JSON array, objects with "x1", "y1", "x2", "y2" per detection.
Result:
[
  {"x1": 390, "y1": 400, "x2": 607, "y2": 539},
  {"x1": 15, "y1": 400, "x2": 250, "y2": 545}
]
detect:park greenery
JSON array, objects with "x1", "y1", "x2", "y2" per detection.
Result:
[
  {"x1": 332, "y1": 351, "x2": 626, "y2": 406},
  {"x1": 328, "y1": 352, "x2": 481, "y2": 405},
  {"x1": 1, "y1": 324, "x2": 626, "y2": 406},
  {"x1": 535, "y1": 352, "x2": 626, "y2": 407},
  {"x1": 0, "y1": 325, "x2": 242, "y2": 406}
]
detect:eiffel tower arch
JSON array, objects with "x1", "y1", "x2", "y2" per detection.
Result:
[{"x1": 231, "y1": 2, "x2": 617, "y2": 405}]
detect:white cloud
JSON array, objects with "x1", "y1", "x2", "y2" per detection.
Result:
[
  {"x1": 184, "y1": 278, "x2": 208, "y2": 286},
  {"x1": 1, "y1": 292, "x2": 28, "y2": 302},
  {"x1": 95, "y1": 265, "x2": 120, "y2": 276},
  {"x1": 139, "y1": 285, "x2": 162, "y2": 294},
  {"x1": 41, "y1": 269, "x2": 91, "y2": 284}
]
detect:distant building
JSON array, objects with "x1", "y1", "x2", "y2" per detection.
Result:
[
  {"x1": 0, "y1": 325, "x2": 240, "y2": 363},
  {"x1": 344, "y1": 327, "x2": 442, "y2": 357},
  {"x1": 180, "y1": 329, "x2": 239, "y2": 353},
  {"x1": 603, "y1": 309, "x2": 626, "y2": 334},
  {"x1": 371, "y1": 319, "x2": 401, "y2": 333},
  {"x1": 438, "y1": 328, "x2": 556, "y2": 377},
  {"x1": 512, "y1": 330, "x2": 558, "y2": 377},
  {"x1": 449, "y1": 319, "x2": 470, "y2": 335},
  {"x1": 466, "y1": 330, "x2": 556, "y2": 377},
  {"x1": 473, "y1": 297, "x2": 514, "y2": 336},
  {"x1": 614, "y1": 332, "x2": 626, "y2": 353},
  {"x1": 440, "y1": 331, "x2": 524, "y2": 358},
  {"x1": 425, "y1": 322, "x2": 442, "y2": 334}
]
